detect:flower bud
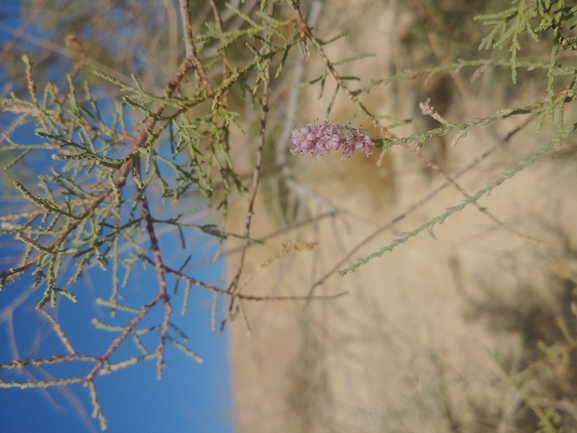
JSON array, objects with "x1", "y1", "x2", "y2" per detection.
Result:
[{"x1": 290, "y1": 120, "x2": 375, "y2": 159}]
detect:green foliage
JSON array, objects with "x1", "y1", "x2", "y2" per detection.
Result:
[
  {"x1": 0, "y1": 1, "x2": 303, "y2": 429},
  {"x1": 475, "y1": 1, "x2": 577, "y2": 84}
]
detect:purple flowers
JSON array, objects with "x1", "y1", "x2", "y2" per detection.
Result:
[{"x1": 290, "y1": 120, "x2": 375, "y2": 158}]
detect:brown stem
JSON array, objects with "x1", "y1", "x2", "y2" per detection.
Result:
[
  {"x1": 224, "y1": 50, "x2": 271, "y2": 331},
  {"x1": 209, "y1": 0, "x2": 231, "y2": 107},
  {"x1": 138, "y1": 160, "x2": 171, "y2": 379},
  {"x1": 84, "y1": 292, "x2": 163, "y2": 382},
  {"x1": 179, "y1": 0, "x2": 214, "y2": 96}
]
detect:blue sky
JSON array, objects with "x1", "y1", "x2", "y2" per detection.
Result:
[
  {"x1": 0, "y1": 238, "x2": 233, "y2": 433},
  {"x1": 0, "y1": 261, "x2": 233, "y2": 433},
  {"x1": 0, "y1": 3, "x2": 234, "y2": 432}
]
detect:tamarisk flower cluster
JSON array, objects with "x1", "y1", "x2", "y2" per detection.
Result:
[{"x1": 290, "y1": 120, "x2": 375, "y2": 159}]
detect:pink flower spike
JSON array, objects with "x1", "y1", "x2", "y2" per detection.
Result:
[{"x1": 289, "y1": 120, "x2": 375, "y2": 159}]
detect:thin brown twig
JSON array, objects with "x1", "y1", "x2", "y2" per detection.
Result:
[
  {"x1": 184, "y1": 211, "x2": 337, "y2": 271},
  {"x1": 222, "y1": 11, "x2": 274, "y2": 328},
  {"x1": 179, "y1": 0, "x2": 214, "y2": 96},
  {"x1": 164, "y1": 264, "x2": 346, "y2": 301},
  {"x1": 84, "y1": 292, "x2": 164, "y2": 383},
  {"x1": 139, "y1": 170, "x2": 171, "y2": 379},
  {"x1": 179, "y1": 0, "x2": 195, "y2": 59},
  {"x1": 228, "y1": 69, "x2": 270, "y2": 292},
  {"x1": 0, "y1": 114, "x2": 28, "y2": 148},
  {"x1": 209, "y1": 0, "x2": 231, "y2": 107},
  {"x1": 27, "y1": 68, "x2": 207, "y2": 385},
  {"x1": 207, "y1": 0, "x2": 232, "y2": 261},
  {"x1": 37, "y1": 309, "x2": 77, "y2": 355}
]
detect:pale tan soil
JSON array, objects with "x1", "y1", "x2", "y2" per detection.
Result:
[{"x1": 226, "y1": 2, "x2": 577, "y2": 432}]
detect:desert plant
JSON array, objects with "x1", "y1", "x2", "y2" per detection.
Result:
[{"x1": 1, "y1": 0, "x2": 577, "y2": 431}]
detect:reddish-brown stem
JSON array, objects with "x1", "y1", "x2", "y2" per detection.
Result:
[
  {"x1": 179, "y1": 0, "x2": 214, "y2": 96},
  {"x1": 38, "y1": 309, "x2": 77, "y2": 355},
  {"x1": 84, "y1": 293, "x2": 163, "y2": 382},
  {"x1": 209, "y1": 0, "x2": 231, "y2": 107},
  {"x1": 163, "y1": 264, "x2": 345, "y2": 301},
  {"x1": 225, "y1": 55, "x2": 271, "y2": 327},
  {"x1": 139, "y1": 169, "x2": 171, "y2": 378}
]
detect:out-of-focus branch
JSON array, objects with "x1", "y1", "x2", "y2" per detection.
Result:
[
  {"x1": 209, "y1": 0, "x2": 231, "y2": 107},
  {"x1": 179, "y1": 0, "x2": 214, "y2": 96},
  {"x1": 0, "y1": 22, "x2": 132, "y2": 85},
  {"x1": 224, "y1": 45, "x2": 272, "y2": 328}
]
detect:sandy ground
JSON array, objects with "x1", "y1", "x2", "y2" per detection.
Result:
[{"x1": 226, "y1": 2, "x2": 577, "y2": 431}]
